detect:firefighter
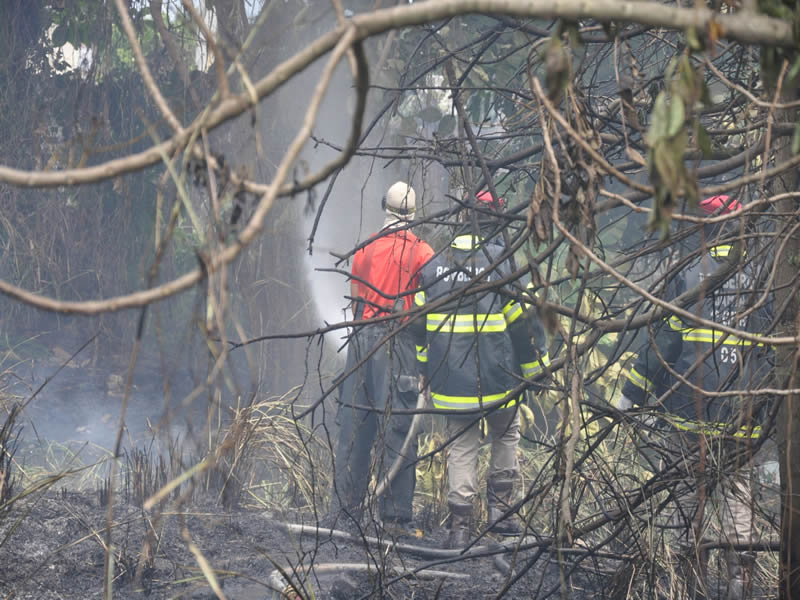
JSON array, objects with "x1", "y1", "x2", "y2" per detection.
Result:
[
  {"x1": 618, "y1": 195, "x2": 772, "y2": 600},
  {"x1": 326, "y1": 181, "x2": 434, "y2": 534},
  {"x1": 410, "y1": 191, "x2": 549, "y2": 549}
]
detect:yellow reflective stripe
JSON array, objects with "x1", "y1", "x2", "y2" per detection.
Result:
[
  {"x1": 522, "y1": 280, "x2": 536, "y2": 312},
  {"x1": 681, "y1": 329, "x2": 760, "y2": 346},
  {"x1": 665, "y1": 415, "x2": 762, "y2": 439},
  {"x1": 521, "y1": 353, "x2": 550, "y2": 378},
  {"x1": 668, "y1": 315, "x2": 686, "y2": 331},
  {"x1": 416, "y1": 344, "x2": 428, "y2": 363},
  {"x1": 709, "y1": 244, "x2": 732, "y2": 258},
  {"x1": 427, "y1": 313, "x2": 507, "y2": 333},
  {"x1": 451, "y1": 234, "x2": 482, "y2": 250},
  {"x1": 502, "y1": 301, "x2": 523, "y2": 324},
  {"x1": 415, "y1": 291, "x2": 426, "y2": 306},
  {"x1": 431, "y1": 390, "x2": 520, "y2": 410},
  {"x1": 628, "y1": 367, "x2": 653, "y2": 393},
  {"x1": 668, "y1": 317, "x2": 762, "y2": 347}
]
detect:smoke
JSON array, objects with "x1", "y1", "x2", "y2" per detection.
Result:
[{"x1": 1, "y1": 1, "x2": 442, "y2": 453}]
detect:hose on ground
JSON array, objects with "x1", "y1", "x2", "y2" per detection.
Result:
[
  {"x1": 374, "y1": 390, "x2": 426, "y2": 499},
  {"x1": 268, "y1": 560, "x2": 469, "y2": 599},
  {"x1": 282, "y1": 522, "x2": 521, "y2": 560},
  {"x1": 489, "y1": 542, "x2": 512, "y2": 575}
]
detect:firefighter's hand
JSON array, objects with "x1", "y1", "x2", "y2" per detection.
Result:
[
  {"x1": 419, "y1": 376, "x2": 431, "y2": 406},
  {"x1": 616, "y1": 394, "x2": 633, "y2": 411}
]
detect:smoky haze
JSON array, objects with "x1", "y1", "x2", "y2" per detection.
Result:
[{"x1": 0, "y1": 1, "x2": 447, "y2": 459}]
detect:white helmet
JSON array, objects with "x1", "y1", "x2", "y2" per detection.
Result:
[{"x1": 383, "y1": 181, "x2": 416, "y2": 220}]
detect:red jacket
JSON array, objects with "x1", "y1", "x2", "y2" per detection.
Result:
[{"x1": 351, "y1": 228, "x2": 433, "y2": 320}]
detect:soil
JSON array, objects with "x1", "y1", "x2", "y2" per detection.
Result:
[
  {"x1": 0, "y1": 342, "x2": 776, "y2": 600},
  {"x1": 0, "y1": 345, "x2": 595, "y2": 600},
  {"x1": 0, "y1": 489, "x2": 603, "y2": 600}
]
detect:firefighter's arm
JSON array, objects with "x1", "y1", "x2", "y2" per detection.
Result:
[
  {"x1": 620, "y1": 319, "x2": 682, "y2": 409},
  {"x1": 350, "y1": 250, "x2": 366, "y2": 316},
  {"x1": 410, "y1": 289, "x2": 428, "y2": 380},
  {"x1": 350, "y1": 279, "x2": 362, "y2": 312},
  {"x1": 503, "y1": 297, "x2": 549, "y2": 380}
]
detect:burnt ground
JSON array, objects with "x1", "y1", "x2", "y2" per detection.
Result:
[
  {"x1": 0, "y1": 338, "x2": 779, "y2": 600},
  {"x1": 0, "y1": 340, "x2": 597, "y2": 600},
  {"x1": 0, "y1": 489, "x2": 604, "y2": 600},
  {"x1": 1, "y1": 484, "x2": 777, "y2": 600}
]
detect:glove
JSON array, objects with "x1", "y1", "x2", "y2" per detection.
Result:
[
  {"x1": 615, "y1": 394, "x2": 656, "y2": 428},
  {"x1": 616, "y1": 394, "x2": 633, "y2": 411}
]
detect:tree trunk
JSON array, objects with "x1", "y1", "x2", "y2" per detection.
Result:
[{"x1": 768, "y1": 56, "x2": 800, "y2": 600}]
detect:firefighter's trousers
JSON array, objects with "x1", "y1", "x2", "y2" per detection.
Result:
[
  {"x1": 332, "y1": 324, "x2": 420, "y2": 523},
  {"x1": 445, "y1": 406, "x2": 520, "y2": 505},
  {"x1": 654, "y1": 430, "x2": 761, "y2": 546}
]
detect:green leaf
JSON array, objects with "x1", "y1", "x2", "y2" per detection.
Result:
[
  {"x1": 544, "y1": 37, "x2": 570, "y2": 100},
  {"x1": 696, "y1": 123, "x2": 713, "y2": 158},
  {"x1": 699, "y1": 81, "x2": 713, "y2": 107},
  {"x1": 566, "y1": 22, "x2": 583, "y2": 49},
  {"x1": 467, "y1": 93, "x2": 485, "y2": 124},
  {"x1": 77, "y1": 21, "x2": 90, "y2": 45},
  {"x1": 51, "y1": 23, "x2": 69, "y2": 47},
  {"x1": 665, "y1": 56, "x2": 679, "y2": 81},
  {"x1": 646, "y1": 91, "x2": 669, "y2": 146},
  {"x1": 686, "y1": 27, "x2": 704, "y2": 52},
  {"x1": 789, "y1": 54, "x2": 800, "y2": 83},
  {"x1": 792, "y1": 121, "x2": 800, "y2": 155},
  {"x1": 399, "y1": 117, "x2": 418, "y2": 136},
  {"x1": 676, "y1": 56, "x2": 696, "y2": 103},
  {"x1": 436, "y1": 114, "x2": 456, "y2": 137},
  {"x1": 667, "y1": 96, "x2": 685, "y2": 138},
  {"x1": 419, "y1": 105, "x2": 443, "y2": 122},
  {"x1": 653, "y1": 141, "x2": 679, "y2": 193}
]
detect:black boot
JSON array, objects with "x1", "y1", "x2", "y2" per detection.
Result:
[
  {"x1": 726, "y1": 550, "x2": 755, "y2": 600},
  {"x1": 446, "y1": 500, "x2": 473, "y2": 549},
  {"x1": 487, "y1": 477, "x2": 521, "y2": 536},
  {"x1": 674, "y1": 544, "x2": 708, "y2": 600}
]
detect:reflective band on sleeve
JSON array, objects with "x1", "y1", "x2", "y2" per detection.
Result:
[
  {"x1": 627, "y1": 367, "x2": 653, "y2": 393},
  {"x1": 523, "y1": 280, "x2": 536, "y2": 311},
  {"x1": 667, "y1": 316, "x2": 762, "y2": 347},
  {"x1": 502, "y1": 300, "x2": 523, "y2": 324},
  {"x1": 414, "y1": 290, "x2": 426, "y2": 306},
  {"x1": 668, "y1": 315, "x2": 687, "y2": 331},
  {"x1": 431, "y1": 390, "x2": 520, "y2": 410},
  {"x1": 681, "y1": 329, "x2": 760, "y2": 346},
  {"x1": 416, "y1": 344, "x2": 428, "y2": 363},
  {"x1": 426, "y1": 313, "x2": 507, "y2": 333},
  {"x1": 665, "y1": 415, "x2": 762, "y2": 439},
  {"x1": 520, "y1": 353, "x2": 550, "y2": 378},
  {"x1": 709, "y1": 244, "x2": 731, "y2": 259},
  {"x1": 451, "y1": 234, "x2": 482, "y2": 250}
]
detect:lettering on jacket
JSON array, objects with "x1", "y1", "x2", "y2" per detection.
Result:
[{"x1": 435, "y1": 264, "x2": 487, "y2": 283}]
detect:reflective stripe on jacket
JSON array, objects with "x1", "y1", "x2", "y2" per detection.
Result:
[
  {"x1": 621, "y1": 235, "x2": 773, "y2": 437},
  {"x1": 410, "y1": 233, "x2": 549, "y2": 412}
]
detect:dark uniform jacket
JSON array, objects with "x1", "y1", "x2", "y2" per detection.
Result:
[
  {"x1": 410, "y1": 233, "x2": 549, "y2": 411},
  {"x1": 622, "y1": 230, "x2": 772, "y2": 436}
]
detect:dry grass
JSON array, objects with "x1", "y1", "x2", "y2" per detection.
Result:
[
  {"x1": 0, "y1": 402, "x2": 21, "y2": 508},
  {"x1": 219, "y1": 388, "x2": 332, "y2": 512}
]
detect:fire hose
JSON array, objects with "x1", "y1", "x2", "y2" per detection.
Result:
[
  {"x1": 271, "y1": 524, "x2": 518, "y2": 598},
  {"x1": 374, "y1": 389, "x2": 426, "y2": 499},
  {"x1": 268, "y1": 392, "x2": 516, "y2": 598},
  {"x1": 268, "y1": 561, "x2": 469, "y2": 600}
]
